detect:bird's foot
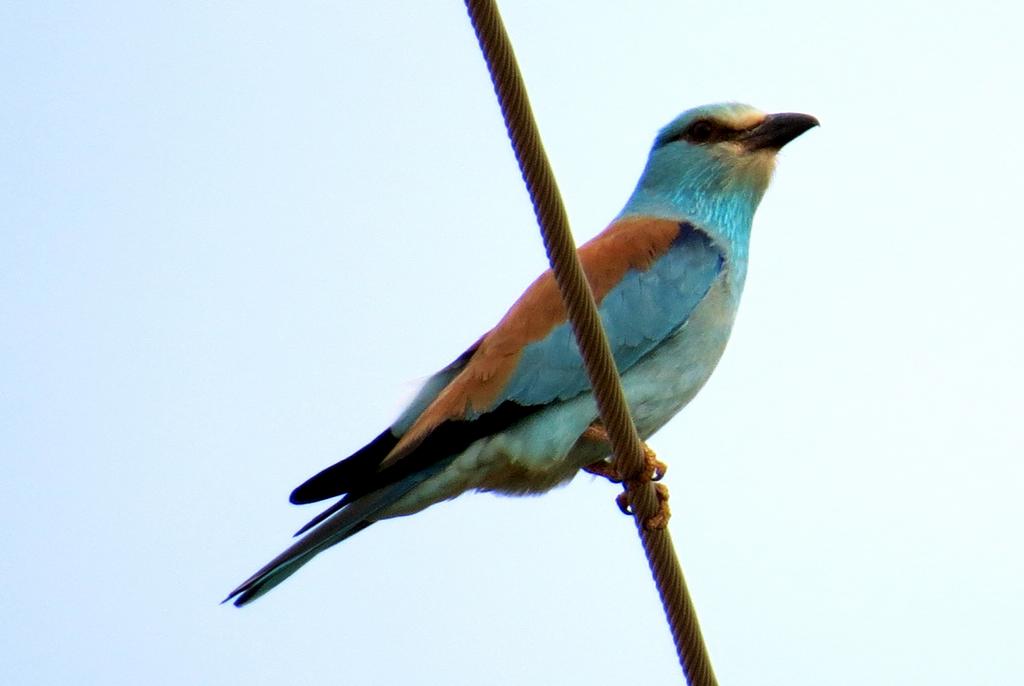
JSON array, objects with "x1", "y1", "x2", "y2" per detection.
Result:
[
  {"x1": 581, "y1": 422, "x2": 670, "y2": 529},
  {"x1": 581, "y1": 422, "x2": 667, "y2": 483},
  {"x1": 616, "y1": 483, "x2": 672, "y2": 531}
]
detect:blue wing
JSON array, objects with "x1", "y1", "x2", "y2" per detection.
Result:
[
  {"x1": 288, "y1": 223, "x2": 722, "y2": 505},
  {"x1": 500, "y1": 223, "x2": 724, "y2": 405}
]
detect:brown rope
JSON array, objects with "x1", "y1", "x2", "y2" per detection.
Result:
[{"x1": 463, "y1": 2, "x2": 718, "y2": 684}]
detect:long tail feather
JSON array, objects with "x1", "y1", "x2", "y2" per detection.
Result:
[
  {"x1": 293, "y1": 498, "x2": 347, "y2": 537},
  {"x1": 225, "y1": 477, "x2": 419, "y2": 607}
]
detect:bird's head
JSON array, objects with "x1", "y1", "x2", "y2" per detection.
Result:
[{"x1": 625, "y1": 103, "x2": 818, "y2": 231}]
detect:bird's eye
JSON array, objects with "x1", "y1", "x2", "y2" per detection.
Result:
[{"x1": 686, "y1": 120, "x2": 715, "y2": 143}]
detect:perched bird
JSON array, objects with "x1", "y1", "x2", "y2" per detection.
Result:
[{"x1": 226, "y1": 102, "x2": 817, "y2": 606}]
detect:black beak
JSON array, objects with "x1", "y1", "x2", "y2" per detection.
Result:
[{"x1": 740, "y1": 112, "x2": 819, "y2": 151}]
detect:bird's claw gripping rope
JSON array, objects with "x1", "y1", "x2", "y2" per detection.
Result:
[
  {"x1": 582, "y1": 423, "x2": 671, "y2": 529},
  {"x1": 582, "y1": 422, "x2": 668, "y2": 482},
  {"x1": 616, "y1": 482, "x2": 672, "y2": 530}
]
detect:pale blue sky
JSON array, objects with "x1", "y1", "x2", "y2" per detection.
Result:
[{"x1": 3, "y1": 2, "x2": 1022, "y2": 684}]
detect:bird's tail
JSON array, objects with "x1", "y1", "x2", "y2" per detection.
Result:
[{"x1": 224, "y1": 477, "x2": 420, "y2": 607}]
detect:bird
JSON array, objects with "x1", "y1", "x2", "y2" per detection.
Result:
[{"x1": 226, "y1": 102, "x2": 817, "y2": 606}]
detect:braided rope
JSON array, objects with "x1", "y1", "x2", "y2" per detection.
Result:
[{"x1": 463, "y1": 2, "x2": 718, "y2": 684}]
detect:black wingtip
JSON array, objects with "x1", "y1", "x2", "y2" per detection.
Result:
[{"x1": 289, "y1": 429, "x2": 401, "y2": 504}]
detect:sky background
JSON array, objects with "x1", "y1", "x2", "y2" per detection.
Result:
[{"x1": 2, "y1": 1, "x2": 1022, "y2": 684}]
